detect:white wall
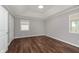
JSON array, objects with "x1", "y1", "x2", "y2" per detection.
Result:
[
  {"x1": 8, "y1": 14, "x2": 14, "y2": 45},
  {"x1": 14, "y1": 17, "x2": 45, "y2": 38},
  {"x1": 45, "y1": 8, "x2": 79, "y2": 47},
  {"x1": 0, "y1": 6, "x2": 8, "y2": 52}
]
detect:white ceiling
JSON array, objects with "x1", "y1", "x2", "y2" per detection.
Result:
[{"x1": 4, "y1": 5, "x2": 74, "y2": 19}]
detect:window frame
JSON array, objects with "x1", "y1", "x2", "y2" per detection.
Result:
[
  {"x1": 20, "y1": 20, "x2": 30, "y2": 31},
  {"x1": 69, "y1": 13, "x2": 79, "y2": 34}
]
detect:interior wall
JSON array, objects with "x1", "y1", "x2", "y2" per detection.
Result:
[
  {"x1": 14, "y1": 17, "x2": 45, "y2": 38},
  {"x1": 0, "y1": 6, "x2": 8, "y2": 52},
  {"x1": 45, "y1": 8, "x2": 79, "y2": 47},
  {"x1": 8, "y1": 14, "x2": 14, "y2": 45}
]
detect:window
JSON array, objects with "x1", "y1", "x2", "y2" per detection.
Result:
[
  {"x1": 20, "y1": 20, "x2": 29, "y2": 31},
  {"x1": 69, "y1": 13, "x2": 79, "y2": 33}
]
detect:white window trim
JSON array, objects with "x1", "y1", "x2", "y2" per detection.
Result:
[
  {"x1": 20, "y1": 20, "x2": 30, "y2": 31},
  {"x1": 69, "y1": 13, "x2": 79, "y2": 34}
]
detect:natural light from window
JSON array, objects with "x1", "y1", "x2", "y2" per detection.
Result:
[
  {"x1": 20, "y1": 20, "x2": 29, "y2": 31},
  {"x1": 69, "y1": 13, "x2": 79, "y2": 33}
]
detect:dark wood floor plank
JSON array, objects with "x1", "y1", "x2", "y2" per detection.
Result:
[{"x1": 7, "y1": 36, "x2": 79, "y2": 53}]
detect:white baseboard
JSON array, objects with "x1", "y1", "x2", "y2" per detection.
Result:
[
  {"x1": 14, "y1": 34, "x2": 45, "y2": 39},
  {"x1": 46, "y1": 35, "x2": 79, "y2": 47},
  {"x1": 14, "y1": 34, "x2": 79, "y2": 47},
  {"x1": 8, "y1": 40, "x2": 13, "y2": 46}
]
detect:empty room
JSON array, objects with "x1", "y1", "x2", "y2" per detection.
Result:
[{"x1": 0, "y1": 5, "x2": 79, "y2": 53}]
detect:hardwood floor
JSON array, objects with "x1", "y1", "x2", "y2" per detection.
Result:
[{"x1": 7, "y1": 36, "x2": 79, "y2": 53}]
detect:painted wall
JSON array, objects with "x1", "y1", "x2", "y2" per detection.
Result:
[
  {"x1": 45, "y1": 8, "x2": 79, "y2": 47},
  {"x1": 14, "y1": 17, "x2": 45, "y2": 38},
  {"x1": 8, "y1": 14, "x2": 14, "y2": 45},
  {"x1": 0, "y1": 6, "x2": 8, "y2": 52}
]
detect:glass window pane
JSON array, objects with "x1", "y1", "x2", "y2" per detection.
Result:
[
  {"x1": 69, "y1": 13, "x2": 79, "y2": 33},
  {"x1": 20, "y1": 20, "x2": 29, "y2": 31},
  {"x1": 21, "y1": 25, "x2": 29, "y2": 31}
]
